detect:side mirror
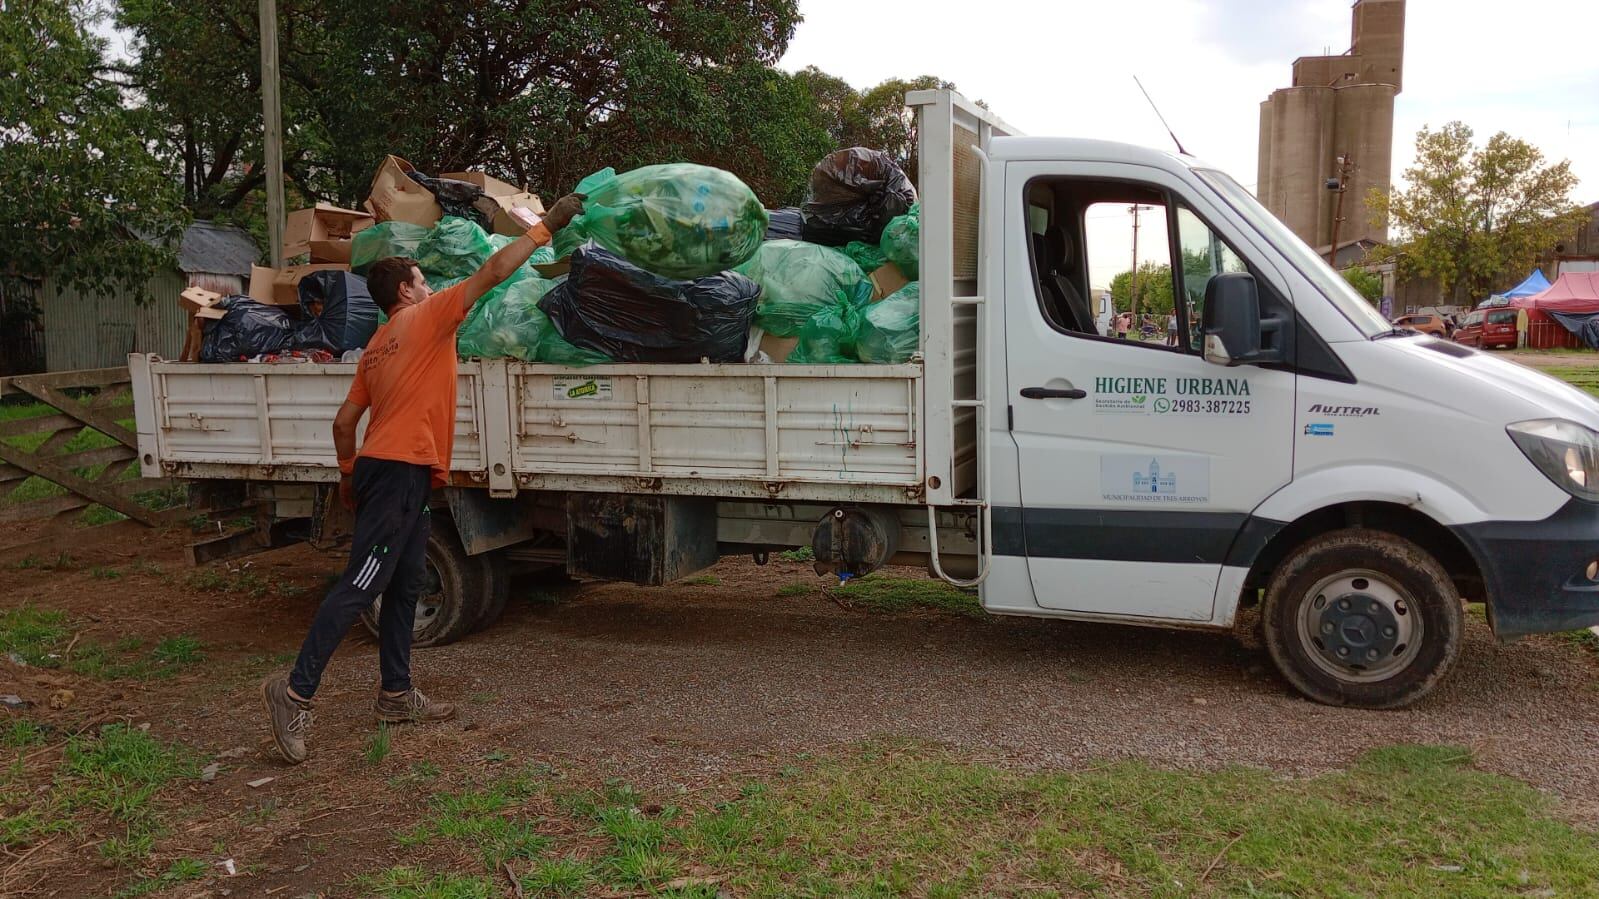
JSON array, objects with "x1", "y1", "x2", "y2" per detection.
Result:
[{"x1": 1202, "y1": 272, "x2": 1284, "y2": 366}]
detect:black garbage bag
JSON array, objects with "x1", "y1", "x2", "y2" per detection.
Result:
[
  {"x1": 765, "y1": 207, "x2": 804, "y2": 241},
  {"x1": 537, "y1": 244, "x2": 759, "y2": 363},
  {"x1": 200, "y1": 296, "x2": 294, "y2": 362},
  {"x1": 800, "y1": 148, "x2": 917, "y2": 246},
  {"x1": 292, "y1": 270, "x2": 380, "y2": 353},
  {"x1": 405, "y1": 171, "x2": 493, "y2": 231}
]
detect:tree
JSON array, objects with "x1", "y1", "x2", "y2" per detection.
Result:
[
  {"x1": 794, "y1": 69, "x2": 955, "y2": 186},
  {"x1": 115, "y1": 0, "x2": 839, "y2": 219},
  {"x1": 0, "y1": 0, "x2": 186, "y2": 292},
  {"x1": 1368, "y1": 122, "x2": 1584, "y2": 302},
  {"x1": 1340, "y1": 267, "x2": 1384, "y2": 304},
  {"x1": 1109, "y1": 262, "x2": 1175, "y2": 315}
]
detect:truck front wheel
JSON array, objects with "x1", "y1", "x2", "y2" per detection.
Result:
[
  {"x1": 1261, "y1": 529, "x2": 1463, "y2": 709},
  {"x1": 360, "y1": 527, "x2": 478, "y2": 648}
]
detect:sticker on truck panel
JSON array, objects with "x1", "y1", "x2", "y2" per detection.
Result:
[
  {"x1": 1094, "y1": 377, "x2": 1251, "y2": 416},
  {"x1": 1099, "y1": 454, "x2": 1211, "y2": 504},
  {"x1": 552, "y1": 377, "x2": 612, "y2": 401}
]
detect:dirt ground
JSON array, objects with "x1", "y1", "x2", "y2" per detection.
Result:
[{"x1": 3, "y1": 521, "x2": 1598, "y2": 896}]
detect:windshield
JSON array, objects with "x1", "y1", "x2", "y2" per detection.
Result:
[{"x1": 1195, "y1": 168, "x2": 1394, "y2": 339}]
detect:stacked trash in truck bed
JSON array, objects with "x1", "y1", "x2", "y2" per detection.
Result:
[{"x1": 184, "y1": 149, "x2": 923, "y2": 366}]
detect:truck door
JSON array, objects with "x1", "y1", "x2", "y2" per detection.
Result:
[{"x1": 999, "y1": 162, "x2": 1296, "y2": 622}]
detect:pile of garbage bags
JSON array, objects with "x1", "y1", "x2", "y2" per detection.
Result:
[{"x1": 209, "y1": 147, "x2": 923, "y2": 368}]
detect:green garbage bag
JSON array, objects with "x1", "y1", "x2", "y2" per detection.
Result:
[
  {"x1": 878, "y1": 203, "x2": 919, "y2": 280},
  {"x1": 415, "y1": 217, "x2": 496, "y2": 283},
  {"x1": 856, "y1": 282, "x2": 920, "y2": 364},
  {"x1": 553, "y1": 164, "x2": 767, "y2": 279},
  {"x1": 788, "y1": 283, "x2": 872, "y2": 365},
  {"x1": 351, "y1": 221, "x2": 430, "y2": 274},
  {"x1": 456, "y1": 272, "x2": 608, "y2": 366},
  {"x1": 740, "y1": 240, "x2": 869, "y2": 338},
  {"x1": 841, "y1": 240, "x2": 887, "y2": 273}
]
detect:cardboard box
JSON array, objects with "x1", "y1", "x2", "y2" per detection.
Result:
[
  {"x1": 307, "y1": 238, "x2": 353, "y2": 264},
  {"x1": 758, "y1": 333, "x2": 799, "y2": 363},
  {"x1": 489, "y1": 193, "x2": 547, "y2": 236},
  {"x1": 249, "y1": 263, "x2": 348, "y2": 307},
  {"x1": 869, "y1": 262, "x2": 909, "y2": 301},
  {"x1": 284, "y1": 203, "x2": 375, "y2": 257},
  {"x1": 179, "y1": 286, "x2": 223, "y2": 313},
  {"x1": 440, "y1": 171, "x2": 522, "y2": 197},
  {"x1": 366, "y1": 155, "x2": 443, "y2": 227}
]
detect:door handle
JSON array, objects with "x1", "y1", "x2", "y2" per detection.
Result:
[{"x1": 1020, "y1": 386, "x2": 1087, "y2": 400}]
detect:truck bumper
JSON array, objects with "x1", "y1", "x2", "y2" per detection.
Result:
[{"x1": 1453, "y1": 499, "x2": 1599, "y2": 639}]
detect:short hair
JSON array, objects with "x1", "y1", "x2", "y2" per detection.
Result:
[{"x1": 367, "y1": 257, "x2": 421, "y2": 314}]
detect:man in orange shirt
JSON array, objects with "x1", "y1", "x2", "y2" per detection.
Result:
[{"x1": 260, "y1": 193, "x2": 585, "y2": 764}]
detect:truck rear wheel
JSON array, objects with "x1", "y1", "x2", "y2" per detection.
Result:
[
  {"x1": 360, "y1": 526, "x2": 478, "y2": 648},
  {"x1": 1261, "y1": 529, "x2": 1463, "y2": 709},
  {"x1": 471, "y1": 551, "x2": 510, "y2": 632}
]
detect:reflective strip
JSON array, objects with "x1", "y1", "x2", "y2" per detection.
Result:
[{"x1": 353, "y1": 555, "x2": 379, "y2": 590}]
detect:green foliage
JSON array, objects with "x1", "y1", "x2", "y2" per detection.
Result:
[
  {"x1": 0, "y1": 0, "x2": 187, "y2": 292},
  {"x1": 1342, "y1": 266, "x2": 1386, "y2": 303},
  {"x1": 833, "y1": 576, "x2": 984, "y2": 618},
  {"x1": 1369, "y1": 122, "x2": 1585, "y2": 301},
  {"x1": 794, "y1": 71, "x2": 957, "y2": 187},
  {"x1": 116, "y1": 858, "x2": 207, "y2": 898},
  {"x1": 778, "y1": 546, "x2": 815, "y2": 562},
  {"x1": 0, "y1": 605, "x2": 203, "y2": 680},
  {"x1": 365, "y1": 724, "x2": 393, "y2": 766},
  {"x1": 1108, "y1": 261, "x2": 1176, "y2": 315}
]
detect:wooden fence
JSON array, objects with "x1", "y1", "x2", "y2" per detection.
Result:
[{"x1": 0, "y1": 367, "x2": 175, "y2": 526}]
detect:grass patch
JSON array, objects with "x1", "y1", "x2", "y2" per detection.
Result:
[
  {"x1": 115, "y1": 857, "x2": 206, "y2": 898},
  {"x1": 775, "y1": 582, "x2": 813, "y2": 598},
  {"x1": 357, "y1": 742, "x2": 1599, "y2": 897},
  {"x1": 0, "y1": 605, "x2": 203, "y2": 680},
  {"x1": 679, "y1": 575, "x2": 721, "y2": 587},
  {"x1": 778, "y1": 546, "x2": 815, "y2": 562},
  {"x1": 365, "y1": 724, "x2": 393, "y2": 766},
  {"x1": 1524, "y1": 358, "x2": 1599, "y2": 397},
  {"x1": 89, "y1": 566, "x2": 122, "y2": 580},
  {"x1": 832, "y1": 575, "x2": 983, "y2": 618},
  {"x1": 4, "y1": 723, "x2": 196, "y2": 876},
  {"x1": 358, "y1": 867, "x2": 497, "y2": 899},
  {"x1": 3, "y1": 720, "x2": 49, "y2": 749},
  {"x1": 185, "y1": 565, "x2": 299, "y2": 599}
]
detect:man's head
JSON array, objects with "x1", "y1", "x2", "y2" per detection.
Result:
[{"x1": 367, "y1": 257, "x2": 429, "y2": 315}]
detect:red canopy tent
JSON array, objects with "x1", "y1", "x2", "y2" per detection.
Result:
[{"x1": 1512, "y1": 273, "x2": 1599, "y2": 348}]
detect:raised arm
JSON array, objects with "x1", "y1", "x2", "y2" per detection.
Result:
[{"x1": 456, "y1": 193, "x2": 587, "y2": 315}]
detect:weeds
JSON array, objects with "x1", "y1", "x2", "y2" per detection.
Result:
[
  {"x1": 832, "y1": 575, "x2": 984, "y2": 618},
  {"x1": 779, "y1": 546, "x2": 815, "y2": 562},
  {"x1": 365, "y1": 724, "x2": 393, "y2": 766},
  {"x1": 775, "y1": 582, "x2": 812, "y2": 598},
  {"x1": 116, "y1": 858, "x2": 206, "y2": 898},
  {"x1": 0, "y1": 604, "x2": 203, "y2": 680},
  {"x1": 89, "y1": 566, "x2": 122, "y2": 580}
]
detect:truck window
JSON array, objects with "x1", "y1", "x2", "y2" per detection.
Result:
[{"x1": 1174, "y1": 206, "x2": 1248, "y2": 353}]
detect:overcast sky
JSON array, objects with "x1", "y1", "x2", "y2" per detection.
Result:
[{"x1": 782, "y1": 0, "x2": 1599, "y2": 290}]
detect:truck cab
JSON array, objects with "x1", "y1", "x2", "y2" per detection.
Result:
[{"x1": 961, "y1": 103, "x2": 1599, "y2": 707}]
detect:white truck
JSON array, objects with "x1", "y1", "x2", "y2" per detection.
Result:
[{"x1": 131, "y1": 90, "x2": 1599, "y2": 709}]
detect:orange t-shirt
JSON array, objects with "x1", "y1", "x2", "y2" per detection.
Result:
[{"x1": 346, "y1": 283, "x2": 467, "y2": 487}]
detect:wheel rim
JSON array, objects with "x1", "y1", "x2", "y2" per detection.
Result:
[
  {"x1": 367, "y1": 559, "x2": 447, "y2": 639},
  {"x1": 1295, "y1": 569, "x2": 1423, "y2": 683}
]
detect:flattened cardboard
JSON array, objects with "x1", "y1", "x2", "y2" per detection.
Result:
[
  {"x1": 532, "y1": 259, "x2": 571, "y2": 279},
  {"x1": 869, "y1": 262, "x2": 909, "y2": 301},
  {"x1": 179, "y1": 286, "x2": 223, "y2": 313},
  {"x1": 440, "y1": 171, "x2": 521, "y2": 197},
  {"x1": 284, "y1": 203, "x2": 375, "y2": 257},
  {"x1": 758, "y1": 333, "x2": 799, "y2": 363},
  {"x1": 249, "y1": 263, "x2": 348, "y2": 306},
  {"x1": 366, "y1": 155, "x2": 443, "y2": 227}
]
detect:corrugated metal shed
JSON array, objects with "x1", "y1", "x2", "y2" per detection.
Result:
[{"x1": 35, "y1": 222, "x2": 258, "y2": 372}]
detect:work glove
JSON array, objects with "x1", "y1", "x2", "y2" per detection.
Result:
[{"x1": 543, "y1": 193, "x2": 587, "y2": 233}]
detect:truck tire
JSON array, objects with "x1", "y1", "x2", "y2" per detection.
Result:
[
  {"x1": 1261, "y1": 528, "x2": 1463, "y2": 709},
  {"x1": 360, "y1": 526, "x2": 479, "y2": 648},
  {"x1": 471, "y1": 551, "x2": 510, "y2": 632}
]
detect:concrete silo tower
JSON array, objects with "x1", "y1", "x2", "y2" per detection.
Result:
[{"x1": 1257, "y1": 0, "x2": 1404, "y2": 251}]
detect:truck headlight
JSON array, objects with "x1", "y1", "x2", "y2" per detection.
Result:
[{"x1": 1507, "y1": 419, "x2": 1599, "y2": 501}]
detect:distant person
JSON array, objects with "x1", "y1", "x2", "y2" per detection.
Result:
[
  {"x1": 1166, "y1": 314, "x2": 1179, "y2": 346},
  {"x1": 259, "y1": 193, "x2": 588, "y2": 765},
  {"x1": 1115, "y1": 311, "x2": 1131, "y2": 339}
]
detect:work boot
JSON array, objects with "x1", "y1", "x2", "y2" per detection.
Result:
[
  {"x1": 375, "y1": 687, "x2": 457, "y2": 724},
  {"x1": 260, "y1": 674, "x2": 313, "y2": 764}
]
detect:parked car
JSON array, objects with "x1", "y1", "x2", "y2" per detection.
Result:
[
  {"x1": 1393, "y1": 313, "x2": 1449, "y2": 336},
  {"x1": 1455, "y1": 308, "x2": 1519, "y2": 349}
]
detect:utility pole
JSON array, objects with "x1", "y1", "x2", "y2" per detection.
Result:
[
  {"x1": 259, "y1": 0, "x2": 285, "y2": 267},
  {"x1": 1128, "y1": 204, "x2": 1155, "y2": 328},
  {"x1": 1325, "y1": 153, "x2": 1354, "y2": 268}
]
